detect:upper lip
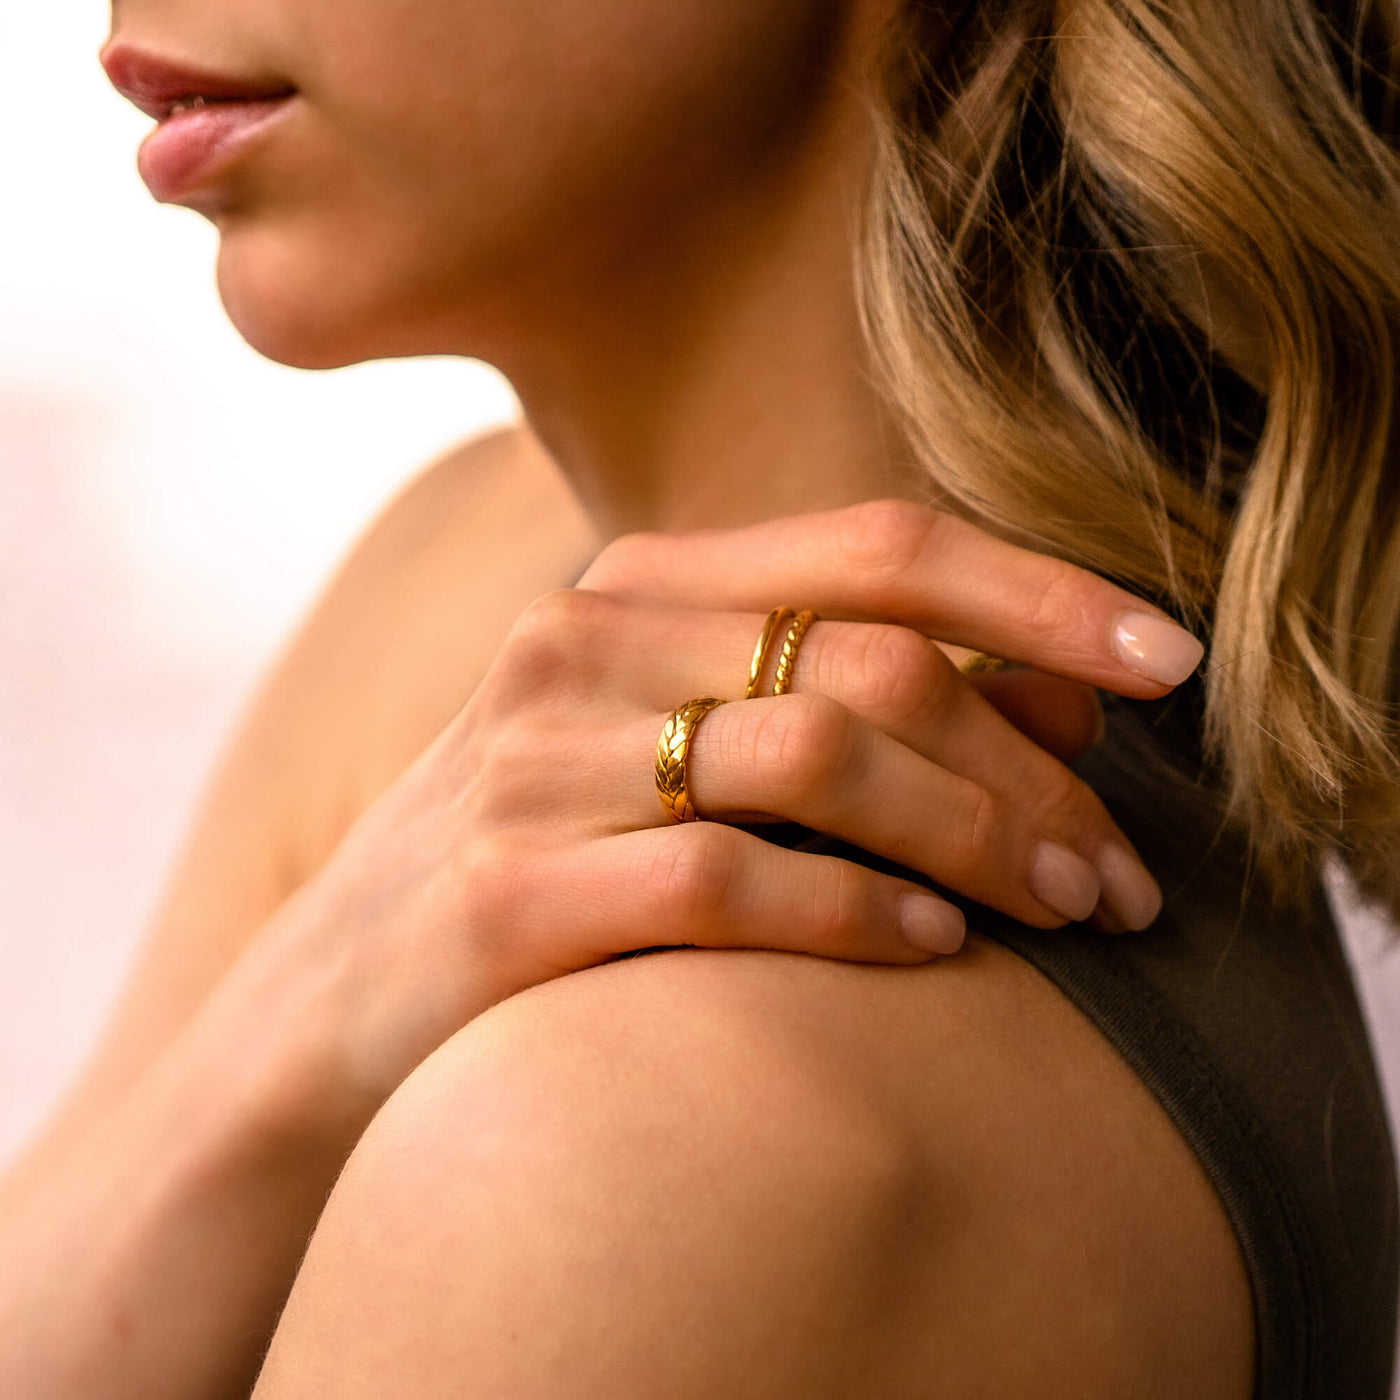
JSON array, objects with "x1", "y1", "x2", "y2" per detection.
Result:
[{"x1": 100, "y1": 43, "x2": 296, "y2": 121}]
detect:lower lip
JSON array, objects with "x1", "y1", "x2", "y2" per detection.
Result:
[{"x1": 137, "y1": 96, "x2": 295, "y2": 204}]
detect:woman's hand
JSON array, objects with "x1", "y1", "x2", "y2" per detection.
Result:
[
  {"x1": 0, "y1": 498, "x2": 1205, "y2": 1400},
  {"x1": 284, "y1": 499, "x2": 1199, "y2": 1101}
]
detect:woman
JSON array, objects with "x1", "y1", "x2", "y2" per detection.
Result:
[{"x1": 0, "y1": 0, "x2": 1394, "y2": 1395}]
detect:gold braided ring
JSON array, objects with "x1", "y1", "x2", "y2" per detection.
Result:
[
  {"x1": 771, "y1": 610, "x2": 817, "y2": 696},
  {"x1": 958, "y1": 650, "x2": 1010, "y2": 678},
  {"x1": 655, "y1": 697, "x2": 728, "y2": 823},
  {"x1": 746, "y1": 607, "x2": 796, "y2": 699}
]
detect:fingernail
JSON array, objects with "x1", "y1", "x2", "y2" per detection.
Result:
[
  {"x1": 898, "y1": 892, "x2": 966, "y2": 954},
  {"x1": 1094, "y1": 844, "x2": 1163, "y2": 931},
  {"x1": 1029, "y1": 841, "x2": 1101, "y2": 922},
  {"x1": 1111, "y1": 612, "x2": 1205, "y2": 686}
]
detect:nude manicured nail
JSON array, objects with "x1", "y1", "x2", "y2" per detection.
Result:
[
  {"x1": 899, "y1": 893, "x2": 966, "y2": 954},
  {"x1": 1112, "y1": 611, "x2": 1205, "y2": 686},
  {"x1": 1029, "y1": 841, "x2": 1101, "y2": 922},
  {"x1": 1095, "y1": 844, "x2": 1163, "y2": 931}
]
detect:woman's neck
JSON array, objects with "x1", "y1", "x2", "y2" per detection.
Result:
[{"x1": 482, "y1": 56, "x2": 921, "y2": 540}]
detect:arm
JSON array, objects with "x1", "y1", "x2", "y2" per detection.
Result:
[
  {"x1": 0, "y1": 929, "x2": 366, "y2": 1400},
  {"x1": 253, "y1": 943, "x2": 1255, "y2": 1400}
]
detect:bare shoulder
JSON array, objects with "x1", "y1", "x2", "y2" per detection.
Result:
[
  {"x1": 263, "y1": 423, "x2": 598, "y2": 855},
  {"x1": 169, "y1": 420, "x2": 594, "y2": 914},
  {"x1": 258, "y1": 939, "x2": 1254, "y2": 1400},
  {"x1": 166, "y1": 419, "x2": 595, "y2": 937},
  {"x1": 20, "y1": 426, "x2": 593, "y2": 1180}
]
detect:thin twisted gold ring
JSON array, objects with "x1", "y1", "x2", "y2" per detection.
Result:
[
  {"x1": 771, "y1": 610, "x2": 817, "y2": 696},
  {"x1": 746, "y1": 607, "x2": 796, "y2": 699},
  {"x1": 655, "y1": 697, "x2": 728, "y2": 823}
]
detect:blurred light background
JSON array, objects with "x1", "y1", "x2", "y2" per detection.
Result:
[{"x1": 3, "y1": 12, "x2": 1399, "y2": 1353}]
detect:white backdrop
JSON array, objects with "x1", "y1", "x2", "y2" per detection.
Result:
[{"x1": 3, "y1": 9, "x2": 1399, "y2": 1379}]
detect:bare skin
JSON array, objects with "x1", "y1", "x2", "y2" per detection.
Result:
[
  {"x1": 258, "y1": 941, "x2": 1253, "y2": 1400},
  {"x1": 0, "y1": 0, "x2": 1253, "y2": 1393}
]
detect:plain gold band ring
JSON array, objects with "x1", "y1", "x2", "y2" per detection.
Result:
[
  {"x1": 655, "y1": 696, "x2": 729, "y2": 823},
  {"x1": 746, "y1": 607, "x2": 796, "y2": 699},
  {"x1": 771, "y1": 610, "x2": 817, "y2": 696}
]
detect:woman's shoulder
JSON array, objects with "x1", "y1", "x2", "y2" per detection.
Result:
[
  {"x1": 51, "y1": 426, "x2": 594, "y2": 1129},
  {"x1": 256, "y1": 938, "x2": 1253, "y2": 1399},
  {"x1": 269, "y1": 423, "x2": 597, "y2": 848},
  {"x1": 185, "y1": 421, "x2": 595, "y2": 895}
]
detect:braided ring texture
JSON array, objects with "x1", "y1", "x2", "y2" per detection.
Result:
[
  {"x1": 771, "y1": 610, "x2": 817, "y2": 696},
  {"x1": 655, "y1": 696, "x2": 729, "y2": 822}
]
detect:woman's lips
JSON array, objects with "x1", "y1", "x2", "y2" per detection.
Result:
[
  {"x1": 136, "y1": 96, "x2": 295, "y2": 204},
  {"x1": 101, "y1": 44, "x2": 298, "y2": 204}
]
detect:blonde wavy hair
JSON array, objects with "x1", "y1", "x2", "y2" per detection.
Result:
[{"x1": 861, "y1": 0, "x2": 1400, "y2": 911}]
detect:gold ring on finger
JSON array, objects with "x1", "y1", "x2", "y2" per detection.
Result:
[
  {"x1": 958, "y1": 650, "x2": 1009, "y2": 677},
  {"x1": 771, "y1": 610, "x2": 817, "y2": 696},
  {"x1": 655, "y1": 696, "x2": 728, "y2": 823},
  {"x1": 746, "y1": 606, "x2": 796, "y2": 698}
]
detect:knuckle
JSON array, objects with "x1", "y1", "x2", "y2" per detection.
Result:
[
  {"x1": 459, "y1": 836, "x2": 534, "y2": 934},
  {"x1": 751, "y1": 694, "x2": 856, "y2": 800},
  {"x1": 504, "y1": 589, "x2": 579, "y2": 674},
  {"x1": 500, "y1": 588, "x2": 610, "y2": 694},
  {"x1": 647, "y1": 824, "x2": 742, "y2": 929},
  {"x1": 1025, "y1": 567, "x2": 1098, "y2": 644},
  {"x1": 947, "y1": 784, "x2": 1002, "y2": 879},
  {"x1": 821, "y1": 858, "x2": 877, "y2": 943},
  {"x1": 835, "y1": 498, "x2": 940, "y2": 597},
  {"x1": 847, "y1": 625, "x2": 949, "y2": 726},
  {"x1": 1025, "y1": 760, "x2": 1093, "y2": 836},
  {"x1": 472, "y1": 723, "x2": 554, "y2": 823},
  {"x1": 581, "y1": 531, "x2": 664, "y2": 591},
  {"x1": 1026, "y1": 762, "x2": 1118, "y2": 857}
]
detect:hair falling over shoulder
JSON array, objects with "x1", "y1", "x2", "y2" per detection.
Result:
[{"x1": 861, "y1": 0, "x2": 1400, "y2": 913}]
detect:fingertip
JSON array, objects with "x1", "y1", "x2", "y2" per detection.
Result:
[
  {"x1": 1110, "y1": 611, "x2": 1205, "y2": 688},
  {"x1": 898, "y1": 891, "x2": 967, "y2": 955},
  {"x1": 1028, "y1": 841, "x2": 1102, "y2": 924},
  {"x1": 1093, "y1": 844, "x2": 1164, "y2": 932}
]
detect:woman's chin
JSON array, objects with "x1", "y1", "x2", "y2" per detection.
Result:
[
  {"x1": 224, "y1": 313, "x2": 363, "y2": 371},
  {"x1": 217, "y1": 273, "x2": 380, "y2": 370},
  {"x1": 213, "y1": 230, "x2": 446, "y2": 370}
]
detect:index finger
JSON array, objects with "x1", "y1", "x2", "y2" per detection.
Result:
[{"x1": 579, "y1": 499, "x2": 1204, "y2": 698}]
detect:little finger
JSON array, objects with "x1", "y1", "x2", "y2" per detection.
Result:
[{"x1": 504, "y1": 824, "x2": 967, "y2": 973}]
